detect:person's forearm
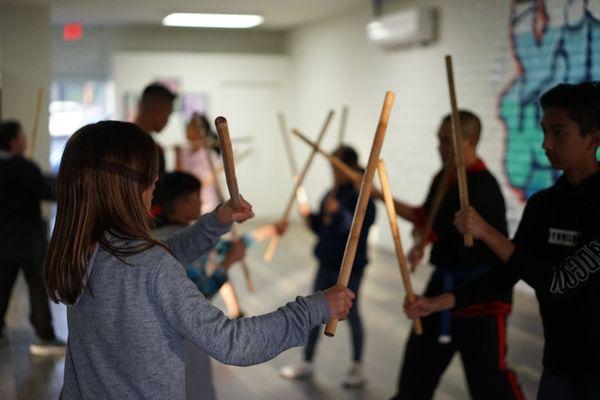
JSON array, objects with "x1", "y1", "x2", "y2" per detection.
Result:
[
  {"x1": 481, "y1": 223, "x2": 515, "y2": 262},
  {"x1": 432, "y1": 293, "x2": 455, "y2": 312},
  {"x1": 392, "y1": 199, "x2": 419, "y2": 224}
]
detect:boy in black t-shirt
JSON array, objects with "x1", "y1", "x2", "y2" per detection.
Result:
[
  {"x1": 391, "y1": 111, "x2": 524, "y2": 400},
  {"x1": 407, "y1": 83, "x2": 600, "y2": 399}
]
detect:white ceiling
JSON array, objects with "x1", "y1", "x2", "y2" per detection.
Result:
[{"x1": 1, "y1": 0, "x2": 370, "y2": 29}]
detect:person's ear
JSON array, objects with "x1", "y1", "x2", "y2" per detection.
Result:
[{"x1": 587, "y1": 130, "x2": 600, "y2": 150}]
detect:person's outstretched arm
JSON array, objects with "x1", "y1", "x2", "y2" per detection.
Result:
[
  {"x1": 405, "y1": 262, "x2": 519, "y2": 319},
  {"x1": 154, "y1": 256, "x2": 354, "y2": 366}
]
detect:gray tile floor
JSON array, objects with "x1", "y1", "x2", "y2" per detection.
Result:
[{"x1": 0, "y1": 222, "x2": 543, "y2": 399}]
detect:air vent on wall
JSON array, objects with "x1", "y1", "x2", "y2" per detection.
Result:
[{"x1": 366, "y1": 7, "x2": 434, "y2": 48}]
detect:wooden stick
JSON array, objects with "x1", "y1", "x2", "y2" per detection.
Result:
[
  {"x1": 278, "y1": 114, "x2": 310, "y2": 212},
  {"x1": 444, "y1": 55, "x2": 473, "y2": 247},
  {"x1": 278, "y1": 112, "x2": 299, "y2": 176},
  {"x1": 376, "y1": 160, "x2": 423, "y2": 335},
  {"x1": 412, "y1": 169, "x2": 454, "y2": 271},
  {"x1": 339, "y1": 105, "x2": 349, "y2": 145},
  {"x1": 204, "y1": 135, "x2": 254, "y2": 149},
  {"x1": 211, "y1": 148, "x2": 254, "y2": 180},
  {"x1": 263, "y1": 110, "x2": 335, "y2": 262},
  {"x1": 28, "y1": 88, "x2": 44, "y2": 158},
  {"x1": 215, "y1": 117, "x2": 241, "y2": 209},
  {"x1": 293, "y1": 128, "x2": 401, "y2": 204},
  {"x1": 292, "y1": 128, "x2": 362, "y2": 183},
  {"x1": 206, "y1": 118, "x2": 254, "y2": 292},
  {"x1": 325, "y1": 91, "x2": 395, "y2": 337},
  {"x1": 263, "y1": 234, "x2": 280, "y2": 264}
]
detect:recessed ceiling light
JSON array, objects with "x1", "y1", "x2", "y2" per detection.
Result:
[{"x1": 162, "y1": 13, "x2": 264, "y2": 29}]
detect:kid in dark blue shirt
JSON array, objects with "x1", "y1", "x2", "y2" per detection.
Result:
[{"x1": 281, "y1": 145, "x2": 376, "y2": 387}]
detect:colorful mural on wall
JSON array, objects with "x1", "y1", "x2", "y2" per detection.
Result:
[{"x1": 500, "y1": 0, "x2": 600, "y2": 200}]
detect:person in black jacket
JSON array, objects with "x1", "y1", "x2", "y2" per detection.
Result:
[
  {"x1": 390, "y1": 111, "x2": 524, "y2": 400},
  {"x1": 407, "y1": 82, "x2": 600, "y2": 399},
  {"x1": 0, "y1": 120, "x2": 65, "y2": 355},
  {"x1": 280, "y1": 145, "x2": 376, "y2": 387}
]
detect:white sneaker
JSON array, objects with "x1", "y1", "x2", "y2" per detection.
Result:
[
  {"x1": 342, "y1": 362, "x2": 367, "y2": 388},
  {"x1": 280, "y1": 361, "x2": 313, "y2": 379},
  {"x1": 29, "y1": 338, "x2": 66, "y2": 356}
]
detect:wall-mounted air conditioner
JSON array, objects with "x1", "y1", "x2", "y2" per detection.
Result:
[{"x1": 366, "y1": 7, "x2": 434, "y2": 48}]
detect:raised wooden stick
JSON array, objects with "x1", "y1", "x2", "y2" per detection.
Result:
[
  {"x1": 293, "y1": 128, "x2": 404, "y2": 205},
  {"x1": 277, "y1": 113, "x2": 310, "y2": 212},
  {"x1": 28, "y1": 88, "x2": 44, "y2": 158},
  {"x1": 292, "y1": 128, "x2": 362, "y2": 182},
  {"x1": 339, "y1": 105, "x2": 349, "y2": 145},
  {"x1": 263, "y1": 110, "x2": 335, "y2": 262},
  {"x1": 209, "y1": 148, "x2": 254, "y2": 183},
  {"x1": 445, "y1": 55, "x2": 473, "y2": 247},
  {"x1": 376, "y1": 160, "x2": 423, "y2": 335},
  {"x1": 215, "y1": 117, "x2": 241, "y2": 209},
  {"x1": 325, "y1": 91, "x2": 395, "y2": 337},
  {"x1": 203, "y1": 120, "x2": 254, "y2": 292}
]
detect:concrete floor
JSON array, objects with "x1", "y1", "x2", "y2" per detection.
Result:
[{"x1": 0, "y1": 222, "x2": 543, "y2": 399}]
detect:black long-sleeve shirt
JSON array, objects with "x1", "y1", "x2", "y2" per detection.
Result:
[
  {"x1": 309, "y1": 182, "x2": 376, "y2": 274},
  {"x1": 417, "y1": 161, "x2": 512, "y2": 309},
  {"x1": 454, "y1": 168, "x2": 600, "y2": 382},
  {"x1": 0, "y1": 154, "x2": 53, "y2": 256},
  {"x1": 423, "y1": 160, "x2": 508, "y2": 271}
]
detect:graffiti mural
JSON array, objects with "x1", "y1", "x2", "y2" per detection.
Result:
[{"x1": 500, "y1": 0, "x2": 600, "y2": 200}]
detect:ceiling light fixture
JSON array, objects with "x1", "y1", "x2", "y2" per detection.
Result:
[{"x1": 162, "y1": 13, "x2": 264, "y2": 29}]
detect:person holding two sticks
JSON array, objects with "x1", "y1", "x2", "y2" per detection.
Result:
[
  {"x1": 280, "y1": 145, "x2": 376, "y2": 388},
  {"x1": 390, "y1": 111, "x2": 524, "y2": 400}
]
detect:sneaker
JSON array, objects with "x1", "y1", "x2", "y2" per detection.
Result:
[
  {"x1": 29, "y1": 338, "x2": 66, "y2": 356},
  {"x1": 280, "y1": 360, "x2": 313, "y2": 379},
  {"x1": 342, "y1": 362, "x2": 366, "y2": 388}
]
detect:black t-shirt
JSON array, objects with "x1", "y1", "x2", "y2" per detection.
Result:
[{"x1": 454, "y1": 168, "x2": 600, "y2": 381}]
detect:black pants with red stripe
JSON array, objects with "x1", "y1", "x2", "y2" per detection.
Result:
[{"x1": 391, "y1": 310, "x2": 524, "y2": 400}]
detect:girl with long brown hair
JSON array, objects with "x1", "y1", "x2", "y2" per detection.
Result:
[{"x1": 44, "y1": 121, "x2": 354, "y2": 399}]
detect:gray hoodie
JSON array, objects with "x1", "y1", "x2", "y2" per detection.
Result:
[{"x1": 61, "y1": 211, "x2": 330, "y2": 399}]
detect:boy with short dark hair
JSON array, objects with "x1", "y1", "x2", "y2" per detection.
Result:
[
  {"x1": 407, "y1": 82, "x2": 600, "y2": 399},
  {"x1": 152, "y1": 172, "x2": 246, "y2": 298},
  {"x1": 152, "y1": 171, "x2": 284, "y2": 400}
]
